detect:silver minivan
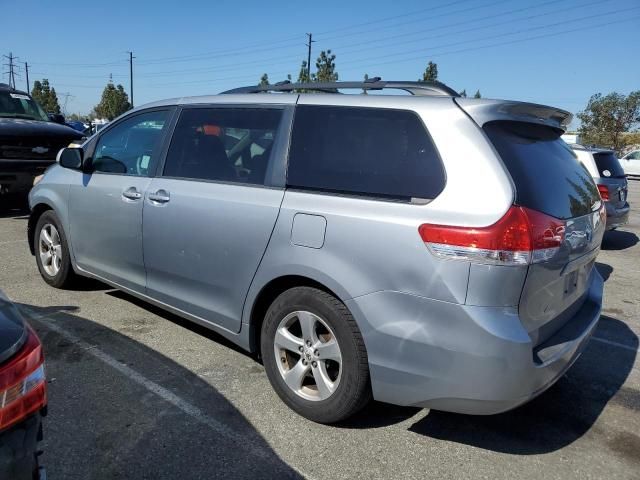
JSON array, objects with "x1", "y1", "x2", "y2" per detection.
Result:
[{"x1": 28, "y1": 80, "x2": 605, "y2": 423}]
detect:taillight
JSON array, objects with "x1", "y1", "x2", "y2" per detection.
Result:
[
  {"x1": 0, "y1": 327, "x2": 46, "y2": 431},
  {"x1": 597, "y1": 185, "x2": 609, "y2": 201},
  {"x1": 419, "y1": 206, "x2": 566, "y2": 265}
]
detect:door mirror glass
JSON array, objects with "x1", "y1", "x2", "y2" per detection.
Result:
[
  {"x1": 57, "y1": 147, "x2": 83, "y2": 170},
  {"x1": 48, "y1": 113, "x2": 66, "y2": 124}
]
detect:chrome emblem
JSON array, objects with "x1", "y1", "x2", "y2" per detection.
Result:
[{"x1": 32, "y1": 146, "x2": 49, "y2": 154}]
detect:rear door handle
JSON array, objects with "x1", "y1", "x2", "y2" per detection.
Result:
[
  {"x1": 122, "y1": 187, "x2": 142, "y2": 200},
  {"x1": 148, "y1": 189, "x2": 170, "y2": 204}
]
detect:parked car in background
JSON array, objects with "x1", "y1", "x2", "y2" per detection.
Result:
[
  {"x1": 65, "y1": 120, "x2": 88, "y2": 133},
  {"x1": 571, "y1": 144, "x2": 630, "y2": 230},
  {"x1": 620, "y1": 149, "x2": 640, "y2": 176},
  {"x1": 29, "y1": 80, "x2": 605, "y2": 423},
  {"x1": 0, "y1": 83, "x2": 84, "y2": 196},
  {"x1": 0, "y1": 290, "x2": 47, "y2": 480}
]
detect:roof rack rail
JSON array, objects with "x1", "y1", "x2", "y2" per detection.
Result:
[{"x1": 221, "y1": 79, "x2": 459, "y2": 97}]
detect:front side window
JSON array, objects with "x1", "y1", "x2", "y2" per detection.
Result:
[
  {"x1": 163, "y1": 107, "x2": 283, "y2": 185},
  {"x1": 92, "y1": 110, "x2": 169, "y2": 176},
  {"x1": 287, "y1": 105, "x2": 445, "y2": 201}
]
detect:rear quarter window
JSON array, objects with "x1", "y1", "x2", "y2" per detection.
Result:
[
  {"x1": 484, "y1": 121, "x2": 600, "y2": 220},
  {"x1": 287, "y1": 105, "x2": 445, "y2": 202}
]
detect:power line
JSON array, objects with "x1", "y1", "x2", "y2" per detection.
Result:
[
  {"x1": 332, "y1": 0, "x2": 604, "y2": 59},
  {"x1": 314, "y1": 0, "x2": 475, "y2": 36},
  {"x1": 347, "y1": 14, "x2": 640, "y2": 71},
  {"x1": 340, "y1": 4, "x2": 640, "y2": 69},
  {"x1": 141, "y1": 10, "x2": 639, "y2": 89}
]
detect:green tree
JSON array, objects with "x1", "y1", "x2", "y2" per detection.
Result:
[
  {"x1": 474, "y1": 90, "x2": 482, "y2": 98},
  {"x1": 420, "y1": 61, "x2": 438, "y2": 82},
  {"x1": 459, "y1": 89, "x2": 467, "y2": 98},
  {"x1": 31, "y1": 79, "x2": 61, "y2": 114},
  {"x1": 312, "y1": 50, "x2": 338, "y2": 82},
  {"x1": 93, "y1": 82, "x2": 131, "y2": 120},
  {"x1": 297, "y1": 60, "x2": 310, "y2": 84},
  {"x1": 259, "y1": 73, "x2": 269, "y2": 86},
  {"x1": 578, "y1": 91, "x2": 640, "y2": 151}
]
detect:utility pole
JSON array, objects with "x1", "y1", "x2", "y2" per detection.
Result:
[
  {"x1": 305, "y1": 33, "x2": 315, "y2": 82},
  {"x1": 127, "y1": 51, "x2": 135, "y2": 107},
  {"x1": 24, "y1": 62, "x2": 30, "y2": 92}
]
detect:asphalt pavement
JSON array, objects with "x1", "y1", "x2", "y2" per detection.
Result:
[{"x1": 0, "y1": 183, "x2": 638, "y2": 480}]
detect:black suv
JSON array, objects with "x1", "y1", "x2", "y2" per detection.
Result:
[{"x1": 0, "y1": 83, "x2": 83, "y2": 196}]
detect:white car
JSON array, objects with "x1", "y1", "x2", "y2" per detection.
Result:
[{"x1": 620, "y1": 149, "x2": 640, "y2": 176}]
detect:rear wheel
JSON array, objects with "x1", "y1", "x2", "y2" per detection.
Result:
[
  {"x1": 261, "y1": 286, "x2": 371, "y2": 423},
  {"x1": 34, "y1": 210, "x2": 77, "y2": 288}
]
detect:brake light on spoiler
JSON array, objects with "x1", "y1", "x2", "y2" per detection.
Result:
[{"x1": 419, "y1": 206, "x2": 567, "y2": 265}]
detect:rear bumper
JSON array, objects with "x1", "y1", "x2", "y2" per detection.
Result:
[
  {"x1": 605, "y1": 202, "x2": 630, "y2": 230},
  {"x1": 0, "y1": 159, "x2": 53, "y2": 193},
  {"x1": 346, "y1": 270, "x2": 603, "y2": 415},
  {"x1": 0, "y1": 413, "x2": 43, "y2": 480}
]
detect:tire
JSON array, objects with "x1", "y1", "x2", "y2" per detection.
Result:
[
  {"x1": 34, "y1": 210, "x2": 77, "y2": 289},
  {"x1": 261, "y1": 286, "x2": 371, "y2": 423}
]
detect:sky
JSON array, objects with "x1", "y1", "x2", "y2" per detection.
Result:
[{"x1": 2, "y1": 0, "x2": 639, "y2": 126}]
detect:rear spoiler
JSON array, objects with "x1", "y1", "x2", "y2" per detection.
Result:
[{"x1": 454, "y1": 98, "x2": 572, "y2": 132}]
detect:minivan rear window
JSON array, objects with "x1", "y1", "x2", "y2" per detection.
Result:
[
  {"x1": 593, "y1": 152, "x2": 625, "y2": 178},
  {"x1": 287, "y1": 105, "x2": 445, "y2": 202},
  {"x1": 484, "y1": 121, "x2": 600, "y2": 220}
]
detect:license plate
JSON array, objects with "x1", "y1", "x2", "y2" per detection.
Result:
[{"x1": 564, "y1": 270, "x2": 578, "y2": 297}]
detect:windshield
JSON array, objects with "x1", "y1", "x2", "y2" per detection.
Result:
[
  {"x1": 593, "y1": 152, "x2": 626, "y2": 178},
  {"x1": 0, "y1": 91, "x2": 50, "y2": 121},
  {"x1": 484, "y1": 121, "x2": 600, "y2": 220}
]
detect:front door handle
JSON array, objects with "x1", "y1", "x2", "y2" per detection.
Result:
[
  {"x1": 148, "y1": 189, "x2": 170, "y2": 204},
  {"x1": 122, "y1": 187, "x2": 142, "y2": 200}
]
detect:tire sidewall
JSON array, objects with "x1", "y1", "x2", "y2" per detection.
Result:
[
  {"x1": 261, "y1": 287, "x2": 368, "y2": 423},
  {"x1": 34, "y1": 211, "x2": 73, "y2": 288}
]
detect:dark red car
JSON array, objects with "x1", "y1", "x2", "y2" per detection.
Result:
[{"x1": 0, "y1": 290, "x2": 47, "y2": 480}]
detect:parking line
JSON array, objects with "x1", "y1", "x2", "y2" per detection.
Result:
[
  {"x1": 592, "y1": 336, "x2": 639, "y2": 353},
  {"x1": 24, "y1": 308, "x2": 310, "y2": 479}
]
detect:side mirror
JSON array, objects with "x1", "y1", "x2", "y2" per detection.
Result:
[
  {"x1": 57, "y1": 147, "x2": 84, "y2": 170},
  {"x1": 48, "y1": 113, "x2": 66, "y2": 124}
]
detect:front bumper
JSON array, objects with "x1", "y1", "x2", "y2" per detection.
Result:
[
  {"x1": 0, "y1": 413, "x2": 44, "y2": 480},
  {"x1": 605, "y1": 202, "x2": 630, "y2": 230},
  {"x1": 346, "y1": 270, "x2": 603, "y2": 415},
  {"x1": 0, "y1": 159, "x2": 54, "y2": 193}
]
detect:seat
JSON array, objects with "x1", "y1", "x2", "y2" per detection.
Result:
[{"x1": 177, "y1": 133, "x2": 236, "y2": 182}]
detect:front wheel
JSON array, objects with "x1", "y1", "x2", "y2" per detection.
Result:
[
  {"x1": 34, "y1": 210, "x2": 77, "y2": 289},
  {"x1": 261, "y1": 287, "x2": 371, "y2": 423}
]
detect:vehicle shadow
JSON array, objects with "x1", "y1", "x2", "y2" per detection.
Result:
[
  {"x1": 407, "y1": 315, "x2": 638, "y2": 456},
  {"x1": 601, "y1": 230, "x2": 639, "y2": 251},
  {"x1": 19, "y1": 303, "x2": 302, "y2": 479},
  {"x1": 106, "y1": 289, "x2": 252, "y2": 358},
  {"x1": 595, "y1": 262, "x2": 613, "y2": 282},
  {"x1": 0, "y1": 194, "x2": 29, "y2": 219}
]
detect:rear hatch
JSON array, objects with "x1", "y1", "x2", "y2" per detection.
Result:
[
  {"x1": 482, "y1": 120, "x2": 605, "y2": 345},
  {"x1": 593, "y1": 151, "x2": 628, "y2": 208}
]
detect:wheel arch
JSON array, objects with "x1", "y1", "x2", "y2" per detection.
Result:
[
  {"x1": 28, "y1": 203, "x2": 55, "y2": 255},
  {"x1": 246, "y1": 274, "x2": 347, "y2": 356}
]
